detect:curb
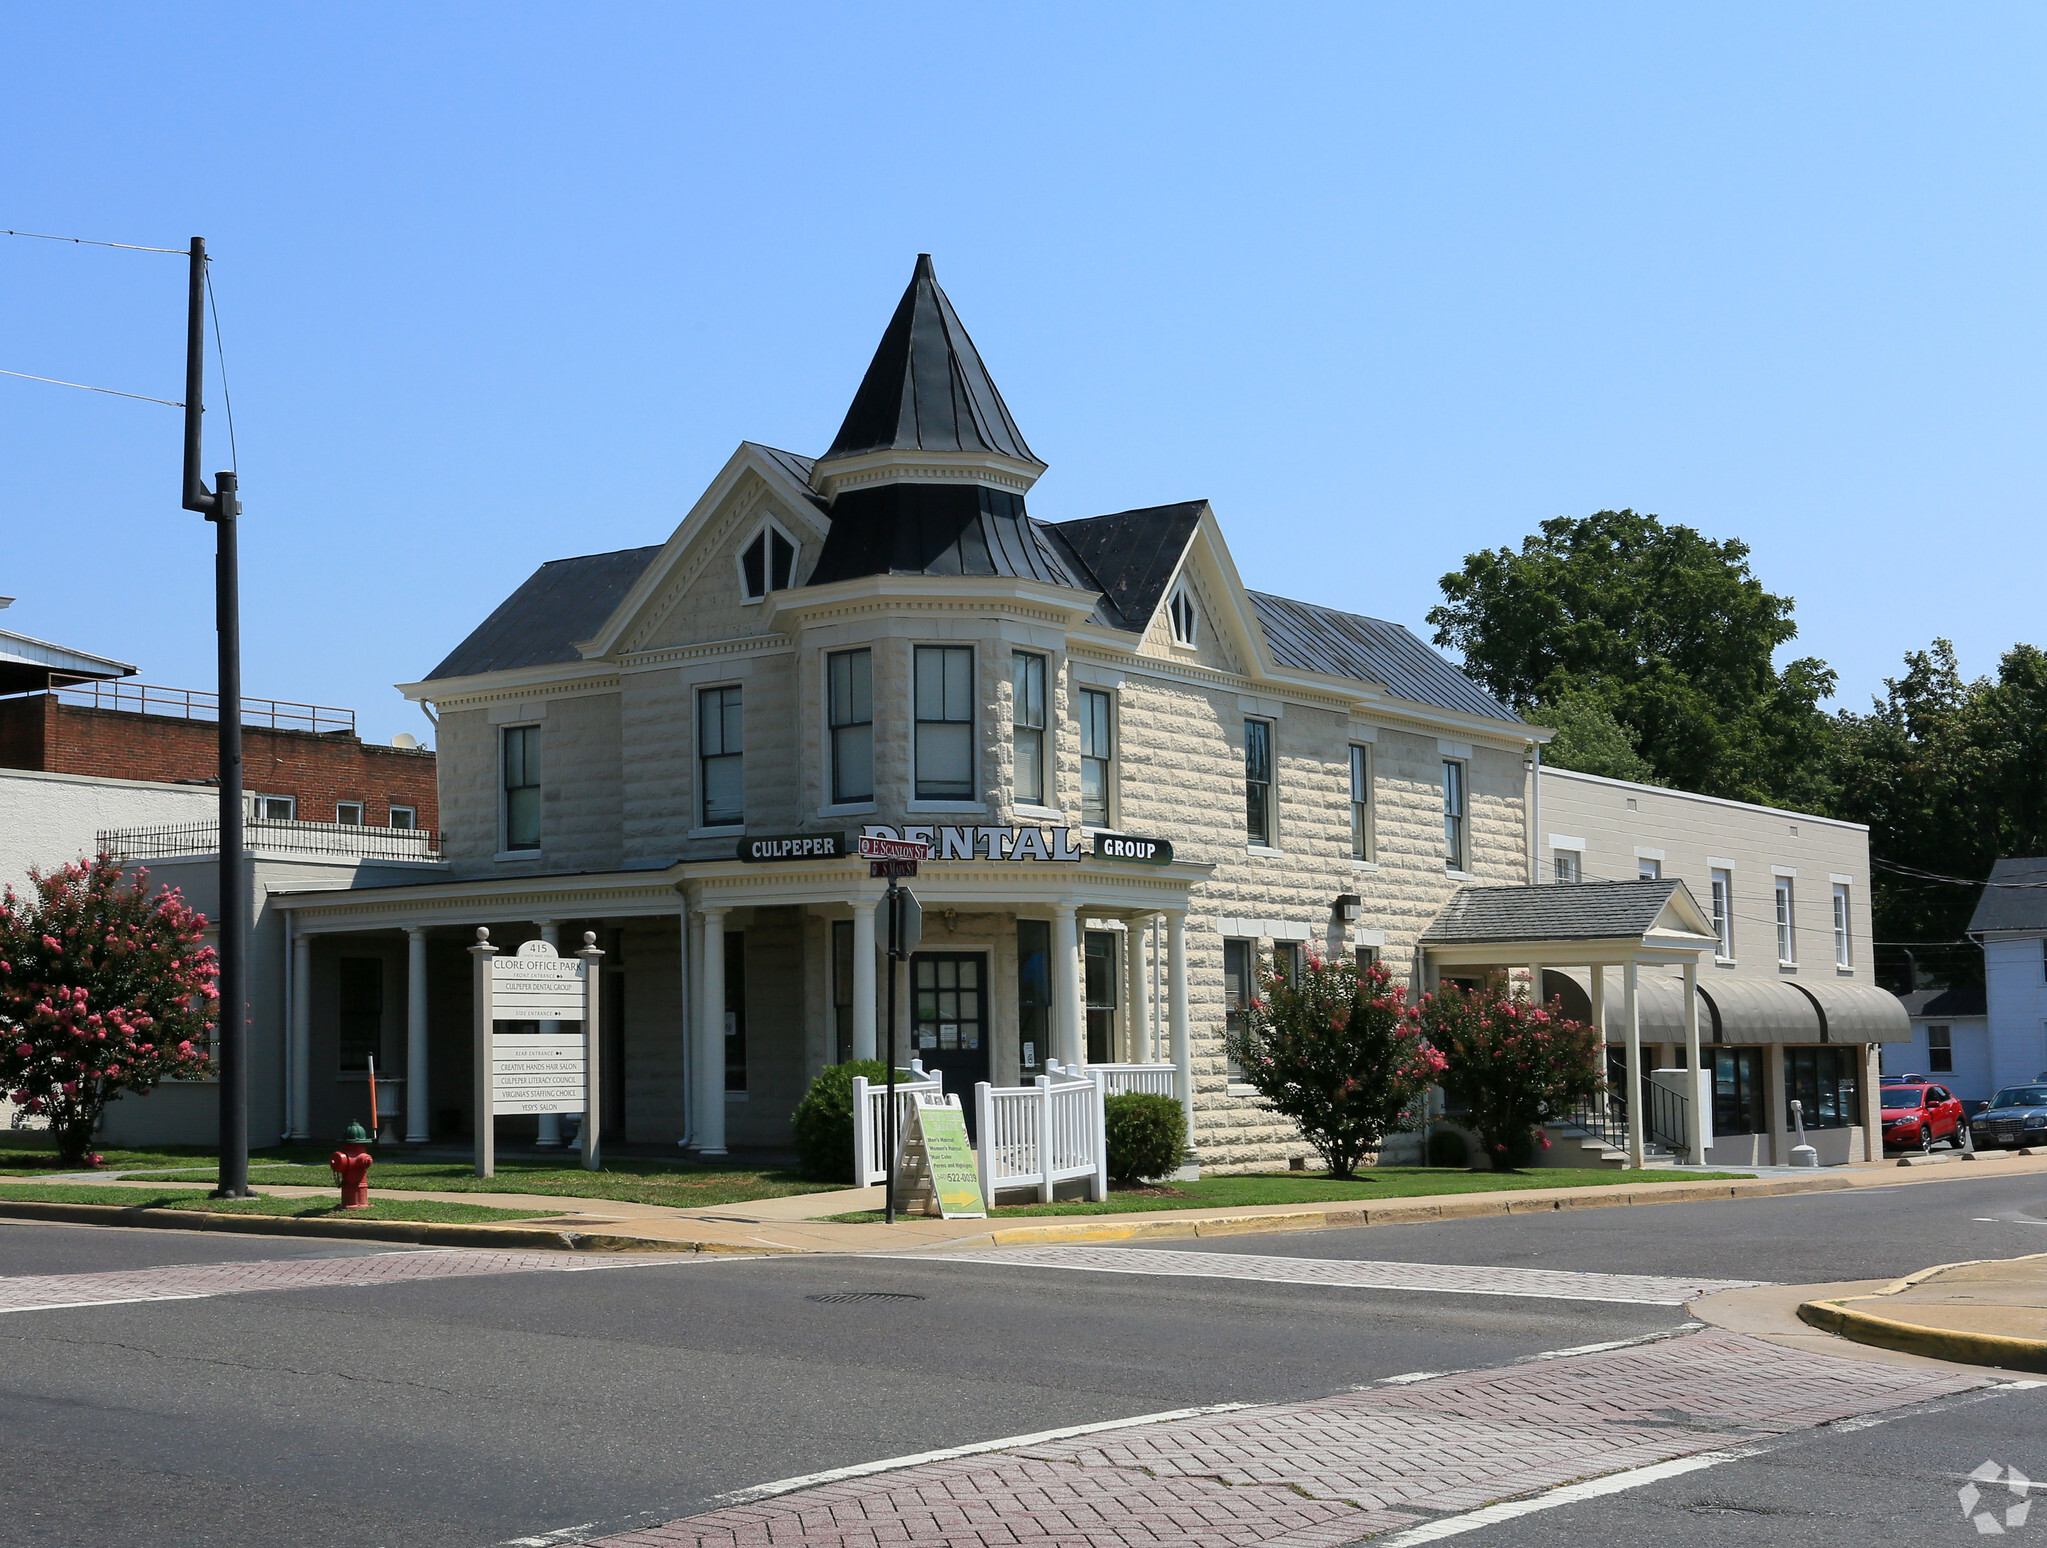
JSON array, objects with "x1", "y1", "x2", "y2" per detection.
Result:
[
  {"x1": 0, "y1": 1199, "x2": 786, "y2": 1254},
  {"x1": 1796, "y1": 1297, "x2": 2047, "y2": 1373},
  {"x1": 928, "y1": 1172, "x2": 1859, "y2": 1250}
]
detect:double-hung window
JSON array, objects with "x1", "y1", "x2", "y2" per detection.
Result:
[
  {"x1": 1079, "y1": 688, "x2": 1113, "y2": 827},
  {"x1": 914, "y1": 646, "x2": 974, "y2": 800},
  {"x1": 827, "y1": 649, "x2": 873, "y2": 805},
  {"x1": 1774, "y1": 876, "x2": 1796, "y2": 964},
  {"x1": 699, "y1": 686, "x2": 744, "y2": 827},
  {"x1": 1348, "y1": 744, "x2": 1374, "y2": 861},
  {"x1": 1711, "y1": 868, "x2": 1734, "y2": 959},
  {"x1": 1442, "y1": 759, "x2": 1467, "y2": 871},
  {"x1": 1011, "y1": 652, "x2": 1046, "y2": 806},
  {"x1": 1222, "y1": 938, "x2": 1254, "y2": 1082},
  {"x1": 1637, "y1": 856, "x2": 1662, "y2": 880},
  {"x1": 1244, "y1": 719, "x2": 1274, "y2": 845},
  {"x1": 1554, "y1": 850, "x2": 1581, "y2": 883},
  {"x1": 1927, "y1": 1024, "x2": 1953, "y2": 1073},
  {"x1": 1832, "y1": 883, "x2": 1852, "y2": 968},
  {"x1": 502, "y1": 726, "x2": 540, "y2": 851}
]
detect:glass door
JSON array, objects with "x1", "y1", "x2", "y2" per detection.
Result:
[{"x1": 910, "y1": 952, "x2": 989, "y2": 1138}]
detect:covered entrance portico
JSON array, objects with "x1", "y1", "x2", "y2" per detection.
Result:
[{"x1": 274, "y1": 847, "x2": 1211, "y2": 1156}]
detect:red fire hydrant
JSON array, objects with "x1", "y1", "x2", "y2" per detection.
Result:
[{"x1": 329, "y1": 1122, "x2": 374, "y2": 1209}]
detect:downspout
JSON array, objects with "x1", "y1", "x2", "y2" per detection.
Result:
[{"x1": 1528, "y1": 741, "x2": 1543, "y2": 885}]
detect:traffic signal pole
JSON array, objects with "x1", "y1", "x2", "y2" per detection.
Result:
[{"x1": 182, "y1": 236, "x2": 251, "y2": 1200}]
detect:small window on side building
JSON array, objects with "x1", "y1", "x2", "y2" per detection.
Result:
[
  {"x1": 1637, "y1": 856, "x2": 1661, "y2": 880},
  {"x1": 1832, "y1": 882, "x2": 1852, "y2": 968},
  {"x1": 388, "y1": 805, "x2": 417, "y2": 830},
  {"x1": 1927, "y1": 1024, "x2": 1953, "y2": 1074},
  {"x1": 1442, "y1": 759, "x2": 1467, "y2": 872},
  {"x1": 1554, "y1": 850, "x2": 1581, "y2": 883},
  {"x1": 1711, "y1": 868, "x2": 1733, "y2": 959},
  {"x1": 337, "y1": 801, "x2": 364, "y2": 826}
]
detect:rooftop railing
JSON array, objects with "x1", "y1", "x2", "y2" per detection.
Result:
[
  {"x1": 98, "y1": 818, "x2": 440, "y2": 864},
  {"x1": 49, "y1": 681, "x2": 356, "y2": 736}
]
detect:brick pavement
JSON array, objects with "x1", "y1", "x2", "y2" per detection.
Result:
[
  {"x1": 0, "y1": 1247, "x2": 714, "y2": 1314},
  {"x1": 576, "y1": 1331, "x2": 1986, "y2": 1548},
  {"x1": 896, "y1": 1246, "x2": 1761, "y2": 1305}
]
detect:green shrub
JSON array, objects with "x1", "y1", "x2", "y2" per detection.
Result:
[
  {"x1": 792, "y1": 1061, "x2": 905, "y2": 1183},
  {"x1": 1426, "y1": 1128, "x2": 1469, "y2": 1169},
  {"x1": 1420, "y1": 983, "x2": 1601, "y2": 1171},
  {"x1": 1104, "y1": 1092, "x2": 1185, "y2": 1183}
]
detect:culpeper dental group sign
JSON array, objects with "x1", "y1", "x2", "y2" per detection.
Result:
[{"x1": 860, "y1": 825, "x2": 1172, "y2": 865}]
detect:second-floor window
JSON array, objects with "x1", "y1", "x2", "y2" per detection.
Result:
[
  {"x1": 1012, "y1": 652, "x2": 1046, "y2": 806},
  {"x1": 699, "y1": 686, "x2": 744, "y2": 827},
  {"x1": 914, "y1": 645, "x2": 974, "y2": 801},
  {"x1": 1442, "y1": 759, "x2": 1467, "y2": 871},
  {"x1": 1244, "y1": 719, "x2": 1273, "y2": 844},
  {"x1": 1775, "y1": 876, "x2": 1796, "y2": 964},
  {"x1": 1349, "y1": 743, "x2": 1374, "y2": 861},
  {"x1": 1554, "y1": 850, "x2": 1581, "y2": 883},
  {"x1": 1712, "y1": 868, "x2": 1733, "y2": 958},
  {"x1": 502, "y1": 726, "x2": 539, "y2": 851},
  {"x1": 827, "y1": 649, "x2": 873, "y2": 805},
  {"x1": 337, "y1": 801, "x2": 364, "y2": 826},
  {"x1": 1833, "y1": 882, "x2": 1852, "y2": 968},
  {"x1": 1079, "y1": 688, "x2": 1113, "y2": 827},
  {"x1": 389, "y1": 804, "x2": 417, "y2": 830}
]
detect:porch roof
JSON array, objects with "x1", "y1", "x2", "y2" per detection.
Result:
[{"x1": 1419, "y1": 879, "x2": 1717, "y2": 967}]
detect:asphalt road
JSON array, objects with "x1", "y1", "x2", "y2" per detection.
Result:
[{"x1": 0, "y1": 1169, "x2": 2044, "y2": 1548}]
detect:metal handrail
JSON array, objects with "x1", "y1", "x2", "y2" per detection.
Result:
[
  {"x1": 1560, "y1": 1081, "x2": 1690, "y2": 1155},
  {"x1": 98, "y1": 818, "x2": 439, "y2": 862},
  {"x1": 46, "y1": 680, "x2": 356, "y2": 735}
]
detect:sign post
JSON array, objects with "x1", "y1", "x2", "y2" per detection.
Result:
[
  {"x1": 468, "y1": 926, "x2": 604, "y2": 1178},
  {"x1": 860, "y1": 835, "x2": 928, "y2": 1223}
]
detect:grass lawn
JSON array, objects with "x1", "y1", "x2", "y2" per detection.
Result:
[
  {"x1": 824, "y1": 1166, "x2": 1759, "y2": 1221},
  {"x1": 0, "y1": 1134, "x2": 246, "y2": 1174},
  {"x1": 0, "y1": 1181, "x2": 558, "y2": 1224},
  {"x1": 98, "y1": 1156, "x2": 842, "y2": 1208}
]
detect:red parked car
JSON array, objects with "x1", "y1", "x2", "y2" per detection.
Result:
[{"x1": 1881, "y1": 1083, "x2": 1966, "y2": 1151}]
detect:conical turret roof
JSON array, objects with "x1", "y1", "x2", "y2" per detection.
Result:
[{"x1": 821, "y1": 255, "x2": 1039, "y2": 467}]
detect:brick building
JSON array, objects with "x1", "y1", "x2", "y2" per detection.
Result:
[{"x1": 0, "y1": 685, "x2": 438, "y2": 834}]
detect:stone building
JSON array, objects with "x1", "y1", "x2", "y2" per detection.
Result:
[{"x1": 271, "y1": 256, "x2": 1538, "y2": 1167}]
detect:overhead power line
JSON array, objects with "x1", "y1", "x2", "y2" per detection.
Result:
[
  {"x1": 0, "y1": 365, "x2": 181, "y2": 408},
  {"x1": 1875, "y1": 859, "x2": 2047, "y2": 889},
  {"x1": 3, "y1": 227, "x2": 188, "y2": 255}
]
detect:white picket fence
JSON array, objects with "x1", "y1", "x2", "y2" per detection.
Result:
[
  {"x1": 973, "y1": 1060, "x2": 1108, "y2": 1204},
  {"x1": 849, "y1": 1061, "x2": 954, "y2": 1187},
  {"x1": 1091, "y1": 1062, "x2": 1178, "y2": 1100}
]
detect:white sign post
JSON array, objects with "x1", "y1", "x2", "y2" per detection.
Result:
[{"x1": 469, "y1": 926, "x2": 603, "y2": 1178}]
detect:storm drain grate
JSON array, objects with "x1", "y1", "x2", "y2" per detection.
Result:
[{"x1": 806, "y1": 1291, "x2": 927, "y2": 1304}]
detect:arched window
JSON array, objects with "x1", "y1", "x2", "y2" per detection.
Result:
[{"x1": 738, "y1": 519, "x2": 798, "y2": 602}]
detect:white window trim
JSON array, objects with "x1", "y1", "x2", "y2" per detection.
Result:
[
  {"x1": 1549, "y1": 834, "x2": 1586, "y2": 853},
  {"x1": 696, "y1": 682, "x2": 745, "y2": 830},
  {"x1": 1078, "y1": 684, "x2": 1117, "y2": 831},
  {"x1": 388, "y1": 804, "x2": 418, "y2": 830},
  {"x1": 1633, "y1": 846, "x2": 1666, "y2": 862},
  {"x1": 1774, "y1": 875, "x2": 1797, "y2": 966},
  {"x1": 336, "y1": 801, "x2": 365, "y2": 825},
  {"x1": 734, "y1": 513, "x2": 801, "y2": 604},
  {"x1": 1167, "y1": 580, "x2": 1199, "y2": 648},
  {"x1": 1710, "y1": 867, "x2": 1735, "y2": 963}
]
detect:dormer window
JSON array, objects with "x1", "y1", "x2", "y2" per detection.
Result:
[
  {"x1": 739, "y1": 519, "x2": 798, "y2": 603},
  {"x1": 1168, "y1": 583, "x2": 1198, "y2": 647}
]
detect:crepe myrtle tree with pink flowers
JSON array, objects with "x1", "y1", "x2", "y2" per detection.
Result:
[
  {"x1": 1419, "y1": 981, "x2": 1602, "y2": 1170},
  {"x1": 1227, "y1": 952, "x2": 1445, "y2": 1179},
  {"x1": 0, "y1": 855, "x2": 218, "y2": 1166}
]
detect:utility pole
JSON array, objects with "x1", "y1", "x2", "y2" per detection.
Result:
[{"x1": 182, "y1": 236, "x2": 250, "y2": 1200}]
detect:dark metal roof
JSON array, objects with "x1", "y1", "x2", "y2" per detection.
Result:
[
  {"x1": 1967, "y1": 857, "x2": 2047, "y2": 934},
  {"x1": 821, "y1": 255, "x2": 1037, "y2": 466},
  {"x1": 752, "y1": 443, "x2": 828, "y2": 511},
  {"x1": 1248, "y1": 591, "x2": 1520, "y2": 723},
  {"x1": 425, "y1": 545, "x2": 664, "y2": 681},
  {"x1": 1419, "y1": 879, "x2": 1697, "y2": 945},
  {"x1": 1898, "y1": 985, "x2": 1988, "y2": 1018},
  {"x1": 806, "y1": 484, "x2": 1085, "y2": 589},
  {"x1": 1049, "y1": 504, "x2": 1204, "y2": 632}
]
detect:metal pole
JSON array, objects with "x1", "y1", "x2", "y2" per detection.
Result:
[
  {"x1": 211, "y1": 467, "x2": 247, "y2": 1194},
  {"x1": 884, "y1": 876, "x2": 899, "y2": 1225}
]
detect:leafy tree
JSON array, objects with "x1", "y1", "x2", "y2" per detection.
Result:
[
  {"x1": 1829, "y1": 640, "x2": 2047, "y2": 989},
  {"x1": 0, "y1": 857, "x2": 218, "y2": 1166},
  {"x1": 1528, "y1": 687, "x2": 1659, "y2": 784},
  {"x1": 1228, "y1": 954, "x2": 1443, "y2": 1179},
  {"x1": 1428, "y1": 510, "x2": 1837, "y2": 804},
  {"x1": 1419, "y1": 982, "x2": 1602, "y2": 1170}
]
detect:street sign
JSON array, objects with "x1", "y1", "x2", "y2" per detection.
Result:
[
  {"x1": 860, "y1": 834, "x2": 930, "y2": 862},
  {"x1": 870, "y1": 858, "x2": 918, "y2": 879}
]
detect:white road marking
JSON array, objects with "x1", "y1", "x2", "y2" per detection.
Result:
[
  {"x1": 1371, "y1": 1445, "x2": 1772, "y2": 1545},
  {"x1": 714, "y1": 1402, "x2": 1259, "y2": 1504},
  {"x1": 901, "y1": 1244, "x2": 1763, "y2": 1304}
]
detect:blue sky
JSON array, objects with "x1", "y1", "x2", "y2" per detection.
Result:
[{"x1": 3, "y1": 4, "x2": 2043, "y2": 747}]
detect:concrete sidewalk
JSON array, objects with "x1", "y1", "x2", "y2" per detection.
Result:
[
  {"x1": 12, "y1": 1147, "x2": 2047, "y2": 1254},
  {"x1": 1797, "y1": 1252, "x2": 2047, "y2": 1372}
]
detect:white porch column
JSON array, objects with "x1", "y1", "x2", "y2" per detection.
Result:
[
  {"x1": 1683, "y1": 959, "x2": 1705, "y2": 1165},
  {"x1": 534, "y1": 921, "x2": 564, "y2": 1146},
  {"x1": 1166, "y1": 910, "x2": 1192, "y2": 1146},
  {"x1": 1129, "y1": 915, "x2": 1155, "y2": 1064},
  {"x1": 852, "y1": 900, "x2": 878, "y2": 1062},
  {"x1": 405, "y1": 927, "x2": 430, "y2": 1143},
  {"x1": 1052, "y1": 904, "x2": 1083, "y2": 1066},
  {"x1": 1624, "y1": 958, "x2": 1644, "y2": 1169},
  {"x1": 289, "y1": 930, "x2": 312, "y2": 1139},
  {"x1": 697, "y1": 907, "x2": 729, "y2": 1155}
]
